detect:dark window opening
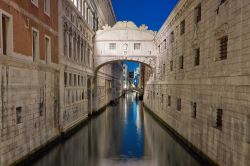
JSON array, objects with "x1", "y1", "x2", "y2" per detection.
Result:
[
  {"x1": 192, "y1": 102, "x2": 197, "y2": 118},
  {"x1": 180, "y1": 20, "x2": 185, "y2": 35},
  {"x1": 220, "y1": 0, "x2": 227, "y2": 5},
  {"x1": 16, "y1": 107, "x2": 22, "y2": 124},
  {"x1": 168, "y1": 95, "x2": 171, "y2": 106},
  {"x1": 195, "y1": 48, "x2": 200, "y2": 66},
  {"x1": 170, "y1": 60, "x2": 173, "y2": 71},
  {"x1": 69, "y1": 73, "x2": 72, "y2": 86},
  {"x1": 179, "y1": 56, "x2": 184, "y2": 69},
  {"x1": 64, "y1": 72, "x2": 67, "y2": 86},
  {"x1": 195, "y1": 3, "x2": 201, "y2": 23},
  {"x1": 74, "y1": 74, "x2": 77, "y2": 86},
  {"x1": 39, "y1": 102, "x2": 44, "y2": 116},
  {"x1": 219, "y1": 36, "x2": 228, "y2": 60},
  {"x1": 216, "y1": 109, "x2": 223, "y2": 130},
  {"x1": 177, "y1": 98, "x2": 181, "y2": 111},
  {"x1": 2, "y1": 15, "x2": 10, "y2": 55}
]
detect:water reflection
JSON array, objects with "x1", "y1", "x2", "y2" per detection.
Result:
[{"x1": 31, "y1": 92, "x2": 201, "y2": 166}]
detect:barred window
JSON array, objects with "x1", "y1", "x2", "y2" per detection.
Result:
[
  {"x1": 180, "y1": 20, "x2": 185, "y2": 35},
  {"x1": 216, "y1": 109, "x2": 223, "y2": 130},
  {"x1": 134, "y1": 43, "x2": 141, "y2": 50},
  {"x1": 177, "y1": 98, "x2": 181, "y2": 111},
  {"x1": 195, "y1": 48, "x2": 200, "y2": 66},
  {"x1": 109, "y1": 43, "x2": 116, "y2": 50},
  {"x1": 219, "y1": 36, "x2": 228, "y2": 60}
]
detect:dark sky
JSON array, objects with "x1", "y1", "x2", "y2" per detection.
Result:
[{"x1": 112, "y1": 0, "x2": 179, "y2": 71}]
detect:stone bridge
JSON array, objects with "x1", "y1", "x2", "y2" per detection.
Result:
[{"x1": 94, "y1": 21, "x2": 157, "y2": 70}]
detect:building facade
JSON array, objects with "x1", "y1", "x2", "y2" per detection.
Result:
[
  {"x1": 144, "y1": 0, "x2": 250, "y2": 166},
  {"x1": 0, "y1": 0, "x2": 60, "y2": 165},
  {"x1": 0, "y1": 0, "x2": 122, "y2": 165}
]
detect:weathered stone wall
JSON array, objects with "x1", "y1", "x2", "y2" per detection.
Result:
[
  {"x1": 144, "y1": 0, "x2": 250, "y2": 165},
  {"x1": 0, "y1": 58, "x2": 60, "y2": 165}
]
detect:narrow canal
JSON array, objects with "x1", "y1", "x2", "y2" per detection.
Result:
[{"x1": 31, "y1": 93, "x2": 202, "y2": 166}]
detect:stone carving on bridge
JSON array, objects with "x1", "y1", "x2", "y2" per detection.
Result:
[{"x1": 94, "y1": 21, "x2": 157, "y2": 70}]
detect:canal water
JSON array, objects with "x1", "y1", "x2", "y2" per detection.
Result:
[{"x1": 31, "y1": 93, "x2": 202, "y2": 166}]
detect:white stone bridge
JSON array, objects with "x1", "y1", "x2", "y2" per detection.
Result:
[{"x1": 94, "y1": 21, "x2": 157, "y2": 70}]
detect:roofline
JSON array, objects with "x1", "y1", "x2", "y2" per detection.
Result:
[{"x1": 108, "y1": 0, "x2": 117, "y2": 22}]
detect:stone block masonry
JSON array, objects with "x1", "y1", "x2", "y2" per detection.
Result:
[
  {"x1": 144, "y1": 0, "x2": 250, "y2": 166},
  {"x1": 0, "y1": 60, "x2": 60, "y2": 165}
]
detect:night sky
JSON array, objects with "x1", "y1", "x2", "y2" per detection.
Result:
[{"x1": 112, "y1": 0, "x2": 179, "y2": 71}]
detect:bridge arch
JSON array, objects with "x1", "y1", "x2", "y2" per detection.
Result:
[{"x1": 94, "y1": 21, "x2": 157, "y2": 70}]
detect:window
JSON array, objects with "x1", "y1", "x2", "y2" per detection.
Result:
[
  {"x1": 170, "y1": 31, "x2": 174, "y2": 43},
  {"x1": 44, "y1": 0, "x2": 50, "y2": 16},
  {"x1": 39, "y1": 102, "x2": 44, "y2": 116},
  {"x1": 219, "y1": 36, "x2": 228, "y2": 60},
  {"x1": 164, "y1": 39, "x2": 167, "y2": 49},
  {"x1": 82, "y1": 91, "x2": 85, "y2": 100},
  {"x1": 216, "y1": 109, "x2": 223, "y2": 130},
  {"x1": 16, "y1": 107, "x2": 22, "y2": 124},
  {"x1": 220, "y1": 0, "x2": 227, "y2": 5},
  {"x1": 170, "y1": 60, "x2": 173, "y2": 71},
  {"x1": 180, "y1": 20, "x2": 185, "y2": 35},
  {"x1": 134, "y1": 43, "x2": 141, "y2": 50},
  {"x1": 195, "y1": 3, "x2": 201, "y2": 24},
  {"x1": 1, "y1": 14, "x2": 11, "y2": 55},
  {"x1": 45, "y1": 36, "x2": 51, "y2": 64},
  {"x1": 163, "y1": 64, "x2": 166, "y2": 74},
  {"x1": 194, "y1": 48, "x2": 200, "y2": 66},
  {"x1": 177, "y1": 98, "x2": 181, "y2": 111},
  {"x1": 191, "y1": 102, "x2": 197, "y2": 118},
  {"x1": 74, "y1": 74, "x2": 77, "y2": 86},
  {"x1": 31, "y1": 0, "x2": 39, "y2": 7},
  {"x1": 64, "y1": 72, "x2": 67, "y2": 86},
  {"x1": 168, "y1": 95, "x2": 171, "y2": 106},
  {"x1": 78, "y1": 75, "x2": 80, "y2": 86},
  {"x1": 109, "y1": 43, "x2": 116, "y2": 50},
  {"x1": 158, "y1": 45, "x2": 161, "y2": 53},
  {"x1": 161, "y1": 94, "x2": 164, "y2": 104},
  {"x1": 69, "y1": 73, "x2": 72, "y2": 86},
  {"x1": 32, "y1": 29, "x2": 39, "y2": 62},
  {"x1": 179, "y1": 56, "x2": 184, "y2": 69}
]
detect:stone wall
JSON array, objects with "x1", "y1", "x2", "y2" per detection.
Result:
[
  {"x1": 144, "y1": 0, "x2": 250, "y2": 166},
  {"x1": 0, "y1": 57, "x2": 60, "y2": 165}
]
